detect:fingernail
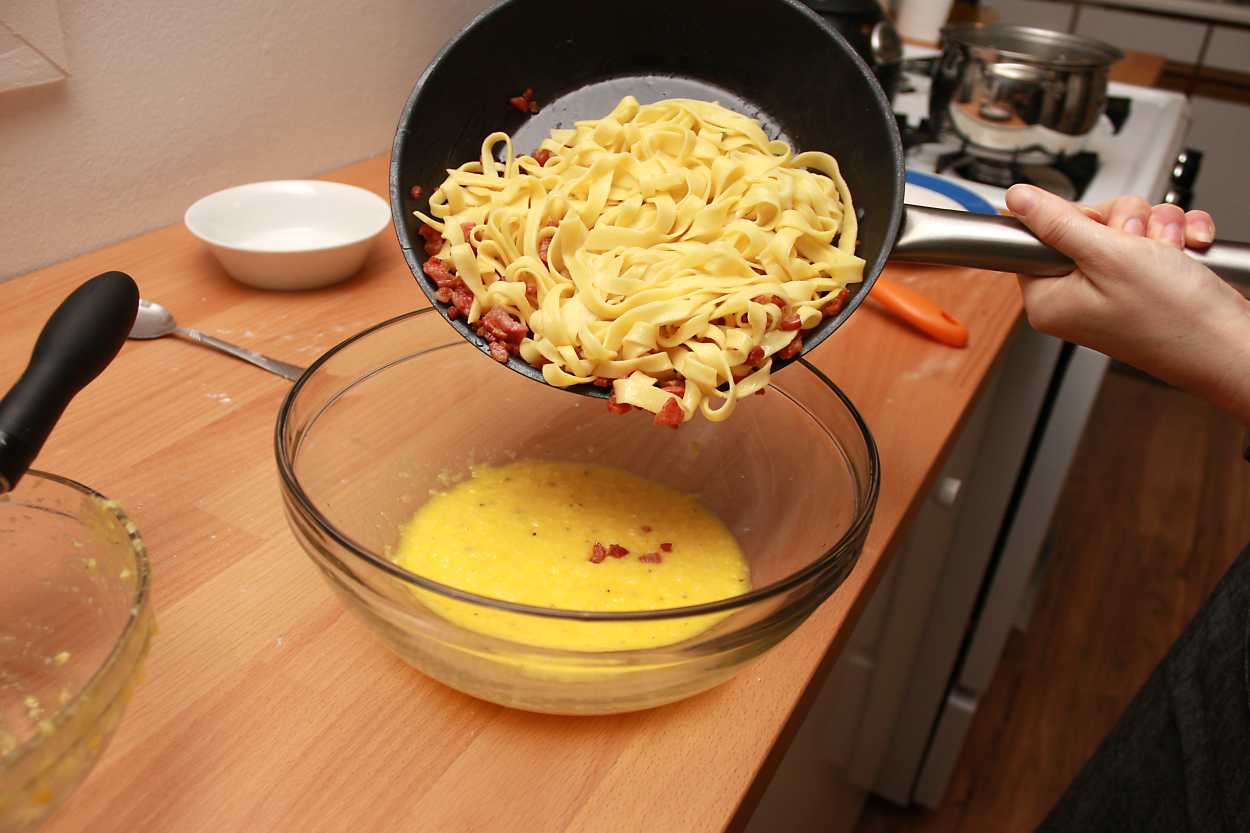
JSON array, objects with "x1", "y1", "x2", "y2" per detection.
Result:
[
  {"x1": 1193, "y1": 222, "x2": 1214, "y2": 244},
  {"x1": 1124, "y1": 217, "x2": 1145, "y2": 236},
  {"x1": 1164, "y1": 222, "x2": 1183, "y2": 247},
  {"x1": 1006, "y1": 185, "x2": 1036, "y2": 215}
]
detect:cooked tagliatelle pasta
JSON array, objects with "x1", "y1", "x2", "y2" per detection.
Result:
[{"x1": 413, "y1": 96, "x2": 864, "y2": 426}]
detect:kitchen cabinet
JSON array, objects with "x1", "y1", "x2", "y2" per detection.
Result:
[{"x1": 990, "y1": 0, "x2": 1250, "y2": 72}]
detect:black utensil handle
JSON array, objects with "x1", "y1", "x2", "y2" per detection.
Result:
[
  {"x1": 892, "y1": 205, "x2": 1250, "y2": 283},
  {"x1": 0, "y1": 271, "x2": 139, "y2": 492}
]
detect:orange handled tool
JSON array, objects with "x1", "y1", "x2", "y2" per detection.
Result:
[{"x1": 869, "y1": 277, "x2": 969, "y2": 348}]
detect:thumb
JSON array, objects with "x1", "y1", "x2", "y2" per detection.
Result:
[{"x1": 1006, "y1": 184, "x2": 1115, "y2": 266}]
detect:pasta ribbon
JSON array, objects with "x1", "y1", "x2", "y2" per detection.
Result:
[{"x1": 415, "y1": 97, "x2": 863, "y2": 424}]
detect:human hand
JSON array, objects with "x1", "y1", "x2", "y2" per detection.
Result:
[{"x1": 1006, "y1": 184, "x2": 1250, "y2": 424}]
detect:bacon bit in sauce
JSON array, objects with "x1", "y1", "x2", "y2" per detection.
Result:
[
  {"x1": 461, "y1": 222, "x2": 476, "y2": 246},
  {"x1": 822, "y1": 287, "x2": 852, "y2": 318},
  {"x1": 607, "y1": 544, "x2": 629, "y2": 558},
  {"x1": 654, "y1": 397, "x2": 684, "y2": 428},
  {"x1": 659, "y1": 542, "x2": 673, "y2": 552},
  {"x1": 746, "y1": 345, "x2": 765, "y2": 366},
  {"x1": 778, "y1": 332, "x2": 803, "y2": 360},
  {"x1": 639, "y1": 552, "x2": 663, "y2": 564},
  {"x1": 433, "y1": 287, "x2": 453, "y2": 304},
  {"x1": 590, "y1": 543, "x2": 608, "y2": 564},
  {"x1": 409, "y1": 185, "x2": 423, "y2": 201},
  {"x1": 534, "y1": 148, "x2": 552, "y2": 166},
  {"x1": 607, "y1": 393, "x2": 632, "y2": 415},
  {"x1": 487, "y1": 342, "x2": 509, "y2": 363},
  {"x1": 417, "y1": 224, "x2": 444, "y2": 256},
  {"x1": 779, "y1": 311, "x2": 802, "y2": 331},
  {"x1": 538, "y1": 235, "x2": 552, "y2": 265},
  {"x1": 593, "y1": 377, "x2": 613, "y2": 388}
]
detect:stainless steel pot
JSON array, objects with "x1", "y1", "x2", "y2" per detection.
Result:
[{"x1": 929, "y1": 24, "x2": 1123, "y2": 157}]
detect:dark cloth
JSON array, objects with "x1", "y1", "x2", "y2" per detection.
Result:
[{"x1": 1038, "y1": 543, "x2": 1250, "y2": 832}]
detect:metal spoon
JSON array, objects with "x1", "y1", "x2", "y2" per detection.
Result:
[{"x1": 128, "y1": 299, "x2": 304, "y2": 381}]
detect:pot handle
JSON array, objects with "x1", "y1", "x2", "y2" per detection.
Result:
[{"x1": 892, "y1": 204, "x2": 1250, "y2": 284}]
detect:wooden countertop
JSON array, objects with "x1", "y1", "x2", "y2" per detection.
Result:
[{"x1": 3, "y1": 156, "x2": 1023, "y2": 833}]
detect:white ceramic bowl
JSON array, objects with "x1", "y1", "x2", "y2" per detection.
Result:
[{"x1": 184, "y1": 180, "x2": 391, "y2": 290}]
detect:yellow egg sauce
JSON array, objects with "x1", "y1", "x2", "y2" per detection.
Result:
[{"x1": 393, "y1": 461, "x2": 750, "y2": 651}]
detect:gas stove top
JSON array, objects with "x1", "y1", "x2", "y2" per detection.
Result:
[{"x1": 896, "y1": 46, "x2": 1190, "y2": 211}]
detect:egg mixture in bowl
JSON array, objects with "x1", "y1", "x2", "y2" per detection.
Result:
[{"x1": 276, "y1": 309, "x2": 877, "y2": 714}]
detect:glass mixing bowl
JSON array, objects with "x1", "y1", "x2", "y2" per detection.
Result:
[
  {"x1": 0, "y1": 471, "x2": 153, "y2": 832},
  {"x1": 276, "y1": 309, "x2": 878, "y2": 714}
]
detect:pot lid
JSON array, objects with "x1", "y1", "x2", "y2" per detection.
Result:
[{"x1": 942, "y1": 24, "x2": 1123, "y2": 68}]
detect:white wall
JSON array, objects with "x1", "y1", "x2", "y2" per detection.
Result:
[{"x1": 1, "y1": 0, "x2": 495, "y2": 280}]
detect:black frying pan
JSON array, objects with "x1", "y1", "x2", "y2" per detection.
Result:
[{"x1": 389, "y1": 0, "x2": 1250, "y2": 395}]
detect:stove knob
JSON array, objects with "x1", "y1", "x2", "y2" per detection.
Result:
[
  {"x1": 1171, "y1": 148, "x2": 1202, "y2": 190},
  {"x1": 1162, "y1": 188, "x2": 1192, "y2": 211}
]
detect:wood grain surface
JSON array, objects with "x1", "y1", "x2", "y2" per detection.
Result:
[{"x1": 1, "y1": 156, "x2": 1023, "y2": 833}]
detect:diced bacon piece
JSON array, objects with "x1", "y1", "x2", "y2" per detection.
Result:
[
  {"x1": 752, "y1": 294, "x2": 787, "y2": 309},
  {"x1": 523, "y1": 87, "x2": 534, "y2": 99},
  {"x1": 654, "y1": 397, "x2": 683, "y2": 428},
  {"x1": 409, "y1": 185, "x2": 423, "y2": 200},
  {"x1": 461, "y1": 222, "x2": 476, "y2": 247},
  {"x1": 779, "y1": 312, "x2": 802, "y2": 331},
  {"x1": 746, "y1": 345, "x2": 764, "y2": 366},
  {"x1": 509, "y1": 95, "x2": 530, "y2": 113},
  {"x1": 608, "y1": 544, "x2": 629, "y2": 558},
  {"x1": 417, "y1": 224, "x2": 444, "y2": 256},
  {"x1": 755, "y1": 388, "x2": 767, "y2": 396},
  {"x1": 434, "y1": 287, "x2": 453, "y2": 304},
  {"x1": 638, "y1": 552, "x2": 663, "y2": 564},
  {"x1": 659, "y1": 380, "x2": 685, "y2": 397},
  {"x1": 607, "y1": 393, "x2": 632, "y2": 415},
  {"x1": 659, "y1": 542, "x2": 673, "y2": 552},
  {"x1": 487, "y1": 342, "x2": 509, "y2": 363},
  {"x1": 481, "y1": 306, "x2": 528, "y2": 345},
  {"x1": 528, "y1": 355, "x2": 550, "y2": 370},
  {"x1": 451, "y1": 286, "x2": 474, "y2": 317},
  {"x1": 732, "y1": 366, "x2": 751, "y2": 383},
  {"x1": 538, "y1": 236, "x2": 552, "y2": 265},
  {"x1": 590, "y1": 543, "x2": 607, "y2": 564},
  {"x1": 593, "y1": 377, "x2": 613, "y2": 387},
  {"x1": 423, "y1": 257, "x2": 456, "y2": 288},
  {"x1": 529, "y1": 100, "x2": 539, "y2": 113},
  {"x1": 534, "y1": 148, "x2": 552, "y2": 166},
  {"x1": 822, "y1": 287, "x2": 852, "y2": 318},
  {"x1": 778, "y1": 332, "x2": 803, "y2": 360}
]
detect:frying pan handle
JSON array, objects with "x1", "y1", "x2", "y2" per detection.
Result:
[
  {"x1": 0, "y1": 271, "x2": 139, "y2": 493},
  {"x1": 892, "y1": 205, "x2": 1250, "y2": 284}
]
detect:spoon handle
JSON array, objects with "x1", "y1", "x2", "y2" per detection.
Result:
[
  {"x1": 0, "y1": 271, "x2": 139, "y2": 493},
  {"x1": 172, "y1": 327, "x2": 304, "y2": 382}
]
